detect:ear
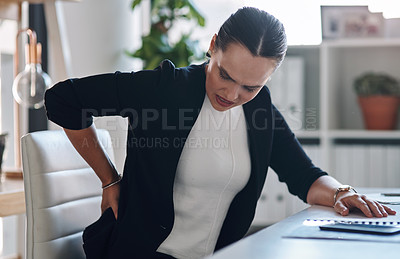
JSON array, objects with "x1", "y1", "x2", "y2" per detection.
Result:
[{"x1": 208, "y1": 34, "x2": 217, "y2": 54}]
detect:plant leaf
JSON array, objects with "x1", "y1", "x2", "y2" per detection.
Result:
[
  {"x1": 131, "y1": 0, "x2": 142, "y2": 10},
  {"x1": 186, "y1": 0, "x2": 205, "y2": 26},
  {"x1": 128, "y1": 0, "x2": 206, "y2": 68},
  {"x1": 353, "y1": 72, "x2": 400, "y2": 96}
]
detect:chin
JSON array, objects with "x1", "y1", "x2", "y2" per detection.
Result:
[{"x1": 209, "y1": 101, "x2": 223, "y2": 111}]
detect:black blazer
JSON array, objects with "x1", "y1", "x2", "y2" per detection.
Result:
[{"x1": 45, "y1": 60, "x2": 327, "y2": 258}]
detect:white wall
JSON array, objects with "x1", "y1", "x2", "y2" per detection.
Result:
[
  {"x1": 48, "y1": 0, "x2": 144, "y2": 173},
  {"x1": 169, "y1": 0, "x2": 245, "y2": 57},
  {"x1": 55, "y1": 0, "x2": 142, "y2": 77}
]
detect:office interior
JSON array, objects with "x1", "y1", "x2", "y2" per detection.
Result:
[{"x1": 0, "y1": 0, "x2": 400, "y2": 258}]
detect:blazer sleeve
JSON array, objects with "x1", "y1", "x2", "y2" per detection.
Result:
[
  {"x1": 44, "y1": 60, "x2": 175, "y2": 130},
  {"x1": 269, "y1": 105, "x2": 328, "y2": 203}
]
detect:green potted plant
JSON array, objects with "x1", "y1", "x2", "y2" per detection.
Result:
[
  {"x1": 354, "y1": 72, "x2": 400, "y2": 130},
  {"x1": 128, "y1": 0, "x2": 206, "y2": 69}
]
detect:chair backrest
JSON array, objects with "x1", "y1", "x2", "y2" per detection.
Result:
[{"x1": 21, "y1": 129, "x2": 114, "y2": 259}]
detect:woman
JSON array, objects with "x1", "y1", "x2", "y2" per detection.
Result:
[{"x1": 44, "y1": 7, "x2": 395, "y2": 259}]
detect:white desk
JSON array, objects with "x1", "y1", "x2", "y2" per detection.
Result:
[{"x1": 208, "y1": 188, "x2": 400, "y2": 259}]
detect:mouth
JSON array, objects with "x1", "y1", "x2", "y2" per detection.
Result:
[{"x1": 215, "y1": 94, "x2": 234, "y2": 108}]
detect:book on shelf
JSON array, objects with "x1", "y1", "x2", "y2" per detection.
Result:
[{"x1": 268, "y1": 56, "x2": 305, "y2": 131}]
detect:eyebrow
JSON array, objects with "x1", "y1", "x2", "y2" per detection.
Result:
[{"x1": 219, "y1": 66, "x2": 263, "y2": 89}]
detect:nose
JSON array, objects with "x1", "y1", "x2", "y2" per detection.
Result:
[{"x1": 225, "y1": 84, "x2": 240, "y2": 102}]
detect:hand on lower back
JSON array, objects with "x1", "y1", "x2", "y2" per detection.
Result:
[{"x1": 101, "y1": 183, "x2": 120, "y2": 219}]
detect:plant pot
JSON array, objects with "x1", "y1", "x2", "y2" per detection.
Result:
[{"x1": 358, "y1": 96, "x2": 399, "y2": 130}]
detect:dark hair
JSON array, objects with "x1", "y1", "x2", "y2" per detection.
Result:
[{"x1": 215, "y1": 7, "x2": 287, "y2": 67}]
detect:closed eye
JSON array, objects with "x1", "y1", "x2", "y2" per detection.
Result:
[
  {"x1": 218, "y1": 66, "x2": 262, "y2": 92},
  {"x1": 219, "y1": 69, "x2": 232, "y2": 81},
  {"x1": 243, "y1": 86, "x2": 260, "y2": 93}
]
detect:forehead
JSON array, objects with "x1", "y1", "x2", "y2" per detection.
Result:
[{"x1": 216, "y1": 43, "x2": 277, "y2": 86}]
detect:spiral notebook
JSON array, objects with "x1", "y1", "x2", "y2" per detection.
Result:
[
  {"x1": 284, "y1": 219, "x2": 400, "y2": 243},
  {"x1": 319, "y1": 221, "x2": 400, "y2": 234}
]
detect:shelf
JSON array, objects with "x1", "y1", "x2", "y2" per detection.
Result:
[
  {"x1": 321, "y1": 38, "x2": 400, "y2": 48},
  {"x1": 289, "y1": 39, "x2": 400, "y2": 49},
  {"x1": 322, "y1": 40, "x2": 400, "y2": 131},
  {"x1": 293, "y1": 130, "x2": 320, "y2": 139},
  {"x1": 293, "y1": 130, "x2": 400, "y2": 141},
  {"x1": 0, "y1": 0, "x2": 81, "y2": 20},
  {"x1": 287, "y1": 44, "x2": 320, "y2": 49},
  {"x1": 0, "y1": 2, "x2": 18, "y2": 20},
  {"x1": 328, "y1": 130, "x2": 400, "y2": 139},
  {"x1": 256, "y1": 37, "x2": 400, "y2": 226}
]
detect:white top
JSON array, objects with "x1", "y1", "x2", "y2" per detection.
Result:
[{"x1": 157, "y1": 95, "x2": 251, "y2": 258}]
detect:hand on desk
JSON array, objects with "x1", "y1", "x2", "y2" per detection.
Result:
[{"x1": 334, "y1": 192, "x2": 397, "y2": 218}]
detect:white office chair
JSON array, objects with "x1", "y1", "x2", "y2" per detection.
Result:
[{"x1": 21, "y1": 129, "x2": 114, "y2": 259}]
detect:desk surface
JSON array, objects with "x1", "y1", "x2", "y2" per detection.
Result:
[
  {"x1": 208, "y1": 188, "x2": 400, "y2": 259},
  {"x1": 0, "y1": 178, "x2": 25, "y2": 217}
]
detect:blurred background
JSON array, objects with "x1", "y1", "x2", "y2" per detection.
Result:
[{"x1": 0, "y1": 0, "x2": 400, "y2": 258}]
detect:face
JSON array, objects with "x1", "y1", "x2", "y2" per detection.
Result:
[{"x1": 205, "y1": 36, "x2": 277, "y2": 112}]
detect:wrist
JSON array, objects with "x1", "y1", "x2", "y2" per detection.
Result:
[
  {"x1": 102, "y1": 174, "x2": 122, "y2": 190},
  {"x1": 333, "y1": 185, "x2": 357, "y2": 206}
]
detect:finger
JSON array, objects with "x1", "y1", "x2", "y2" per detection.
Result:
[
  {"x1": 113, "y1": 206, "x2": 118, "y2": 219},
  {"x1": 334, "y1": 202, "x2": 350, "y2": 216},
  {"x1": 362, "y1": 197, "x2": 383, "y2": 218},
  {"x1": 338, "y1": 194, "x2": 373, "y2": 217},
  {"x1": 381, "y1": 204, "x2": 397, "y2": 215},
  {"x1": 347, "y1": 197, "x2": 373, "y2": 218},
  {"x1": 374, "y1": 202, "x2": 388, "y2": 217},
  {"x1": 111, "y1": 202, "x2": 119, "y2": 219}
]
